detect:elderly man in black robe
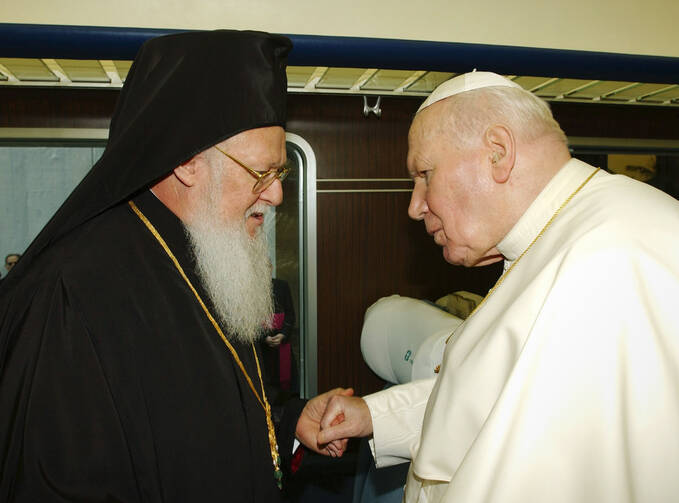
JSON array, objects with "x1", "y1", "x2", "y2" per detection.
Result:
[{"x1": 0, "y1": 30, "x2": 348, "y2": 502}]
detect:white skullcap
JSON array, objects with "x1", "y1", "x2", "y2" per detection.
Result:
[{"x1": 418, "y1": 71, "x2": 523, "y2": 113}]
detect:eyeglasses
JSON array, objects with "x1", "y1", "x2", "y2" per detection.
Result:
[{"x1": 213, "y1": 145, "x2": 290, "y2": 194}]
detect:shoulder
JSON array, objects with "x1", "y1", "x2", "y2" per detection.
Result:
[
  {"x1": 7, "y1": 203, "x2": 153, "y2": 312},
  {"x1": 580, "y1": 170, "x2": 679, "y2": 229},
  {"x1": 55, "y1": 203, "x2": 153, "y2": 279},
  {"x1": 556, "y1": 171, "x2": 679, "y2": 263},
  {"x1": 525, "y1": 172, "x2": 679, "y2": 318}
]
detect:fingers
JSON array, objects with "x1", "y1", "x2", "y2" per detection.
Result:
[
  {"x1": 320, "y1": 396, "x2": 345, "y2": 430},
  {"x1": 326, "y1": 442, "x2": 340, "y2": 457},
  {"x1": 322, "y1": 388, "x2": 342, "y2": 399},
  {"x1": 323, "y1": 438, "x2": 348, "y2": 458},
  {"x1": 317, "y1": 421, "x2": 355, "y2": 445},
  {"x1": 325, "y1": 387, "x2": 353, "y2": 397},
  {"x1": 319, "y1": 394, "x2": 373, "y2": 444},
  {"x1": 330, "y1": 438, "x2": 347, "y2": 454},
  {"x1": 330, "y1": 413, "x2": 345, "y2": 427}
]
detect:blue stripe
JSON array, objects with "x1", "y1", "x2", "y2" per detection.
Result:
[{"x1": 1, "y1": 23, "x2": 677, "y2": 84}]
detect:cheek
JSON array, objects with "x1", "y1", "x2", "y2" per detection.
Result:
[
  {"x1": 434, "y1": 192, "x2": 476, "y2": 245},
  {"x1": 427, "y1": 189, "x2": 457, "y2": 232},
  {"x1": 220, "y1": 190, "x2": 257, "y2": 219}
]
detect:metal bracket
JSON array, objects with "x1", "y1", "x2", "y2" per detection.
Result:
[{"x1": 363, "y1": 96, "x2": 382, "y2": 118}]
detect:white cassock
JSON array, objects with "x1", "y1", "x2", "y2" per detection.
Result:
[{"x1": 364, "y1": 158, "x2": 679, "y2": 503}]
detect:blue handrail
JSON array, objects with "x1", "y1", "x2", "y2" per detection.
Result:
[{"x1": 1, "y1": 23, "x2": 677, "y2": 84}]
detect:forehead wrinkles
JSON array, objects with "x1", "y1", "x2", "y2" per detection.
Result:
[
  {"x1": 408, "y1": 108, "x2": 445, "y2": 169},
  {"x1": 411, "y1": 107, "x2": 439, "y2": 139},
  {"x1": 224, "y1": 129, "x2": 286, "y2": 170}
]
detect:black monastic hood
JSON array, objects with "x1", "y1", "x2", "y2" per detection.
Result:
[{"x1": 2, "y1": 29, "x2": 292, "y2": 288}]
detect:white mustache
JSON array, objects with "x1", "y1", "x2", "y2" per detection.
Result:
[{"x1": 246, "y1": 203, "x2": 270, "y2": 218}]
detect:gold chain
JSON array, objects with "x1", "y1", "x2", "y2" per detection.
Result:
[
  {"x1": 128, "y1": 200, "x2": 283, "y2": 488},
  {"x1": 441, "y1": 167, "x2": 600, "y2": 350}
]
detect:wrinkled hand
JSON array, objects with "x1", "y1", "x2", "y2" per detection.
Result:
[
  {"x1": 296, "y1": 387, "x2": 354, "y2": 457},
  {"x1": 317, "y1": 395, "x2": 373, "y2": 446},
  {"x1": 265, "y1": 333, "x2": 284, "y2": 348}
]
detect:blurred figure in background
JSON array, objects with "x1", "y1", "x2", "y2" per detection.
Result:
[
  {"x1": 4, "y1": 253, "x2": 20, "y2": 273},
  {"x1": 261, "y1": 277, "x2": 297, "y2": 403},
  {"x1": 0, "y1": 253, "x2": 21, "y2": 284}
]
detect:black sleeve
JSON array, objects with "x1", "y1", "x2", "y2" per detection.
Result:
[
  {"x1": 273, "y1": 397, "x2": 306, "y2": 468},
  {"x1": 0, "y1": 278, "x2": 139, "y2": 502},
  {"x1": 273, "y1": 395, "x2": 307, "y2": 497}
]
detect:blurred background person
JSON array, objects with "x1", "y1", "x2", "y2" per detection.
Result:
[
  {"x1": 1, "y1": 253, "x2": 21, "y2": 283},
  {"x1": 261, "y1": 277, "x2": 297, "y2": 404}
]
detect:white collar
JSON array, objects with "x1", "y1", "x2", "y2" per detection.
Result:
[{"x1": 497, "y1": 158, "x2": 598, "y2": 265}]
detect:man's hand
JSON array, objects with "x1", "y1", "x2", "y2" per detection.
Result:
[
  {"x1": 317, "y1": 395, "x2": 373, "y2": 446},
  {"x1": 296, "y1": 387, "x2": 354, "y2": 457},
  {"x1": 265, "y1": 333, "x2": 284, "y2": 348}
]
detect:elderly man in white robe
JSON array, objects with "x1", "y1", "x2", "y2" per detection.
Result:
[{"x1": 317, "y1": 71, "x2": 679, "y2": 502}]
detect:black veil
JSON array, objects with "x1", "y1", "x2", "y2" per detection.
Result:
[{"x1": 1, "y1": 29, "x2": 291, "y2": 291}]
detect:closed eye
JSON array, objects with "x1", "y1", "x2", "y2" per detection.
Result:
[{"x1": 419, "y1": 169, "x2": 433, "y2": 184}]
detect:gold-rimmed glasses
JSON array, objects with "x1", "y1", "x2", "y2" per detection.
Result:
[{"x1": 214, "y1": 145, "x2": 291, "y2": 194}]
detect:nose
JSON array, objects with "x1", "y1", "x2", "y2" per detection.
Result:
[
  {"x1": 260, "y1": 178, "x2": 283, "y2": 207},
  {"x1": 408, "y1": 181, "x2": 428, "y2": 220}
]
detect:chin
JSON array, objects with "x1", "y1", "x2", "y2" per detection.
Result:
[
  {"x1": 473, "y1": 255, "x2": 504, "y2": 267},
  {"x1": 442, "y1": 247, "x2": 466, "y2": 266},
  {"x1": 444, "y1": 246, "x2": 491, "y2": 268}
]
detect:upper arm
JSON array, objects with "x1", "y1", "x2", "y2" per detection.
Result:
[{"x1": 1, "y1": 278, "x2": 139, "y2": 502}]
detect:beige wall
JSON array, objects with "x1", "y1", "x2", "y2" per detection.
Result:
[{"x1": 2, "y1": 0, "x2": 678, "y2": 58}]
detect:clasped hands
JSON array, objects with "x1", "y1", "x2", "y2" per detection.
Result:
[
  {"x1": 265, "y1": 333, "x2": 285, "y2": 348},
  {"x1": 295, "y1": 387, "x2": 374, "y2": 457}
]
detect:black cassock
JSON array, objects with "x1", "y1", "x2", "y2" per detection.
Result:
[
  {"x1": 1, "y1": 29, "x2": 297, "y2": 501},
  {"x1": 0, "y1": 190, "x2": 302, "y2": 501}
]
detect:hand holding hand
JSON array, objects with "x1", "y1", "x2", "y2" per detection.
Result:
[
  {"x1": 317, "y1": 394, "x2": 373, "y2": 446},
  {"x1": 295, "y1": 387, "x2": 354, "y2": 457}
]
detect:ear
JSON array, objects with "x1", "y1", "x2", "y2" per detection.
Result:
[
  {"x1": 485, "y1": 125, "x2": 515, "y2": 184},
  {"x1": 173, "y1": 155, "x2": 202, "y2": 187}
]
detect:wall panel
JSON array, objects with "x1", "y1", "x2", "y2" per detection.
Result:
[
  {"x1": 315, "y1": 191, "x2": 500, "y2": 395},
  {"x1": 0, "y1": 87, "x2": 118, "y2": 128},
  {"x1": 287, "y1": 94, "x2": 418, "y2": 180}
]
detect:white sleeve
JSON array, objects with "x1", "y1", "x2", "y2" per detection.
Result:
[{"x1": 363, "y1": 378, "x2": 436, "y2": 468}]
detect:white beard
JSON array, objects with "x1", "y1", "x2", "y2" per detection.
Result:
[{"x1": 185, "y1": 199, "x2": 273, "y2": 345}]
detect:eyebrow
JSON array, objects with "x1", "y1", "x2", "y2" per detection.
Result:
[{"x1": 406, "y1": 160, "x2": 421, "y2": 178}]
